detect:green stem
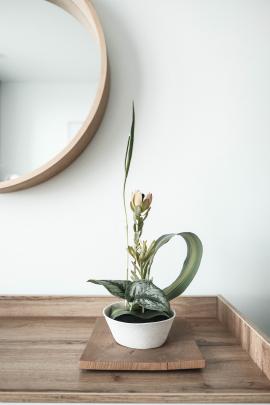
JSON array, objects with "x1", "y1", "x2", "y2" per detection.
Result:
[{"x1": 123, "y1": 178, "x2": 129, "y2": 282}]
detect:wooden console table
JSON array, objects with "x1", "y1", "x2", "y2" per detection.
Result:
[{"x1": 0, "y1": 295, "x2": 270, "y2": 403}]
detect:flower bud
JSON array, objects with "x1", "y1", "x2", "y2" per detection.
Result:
[
  {"x1": 142, "y1": 193, "x2": 152, "y2": 211},
  {"x1": 132, "y1": 191, "x2": 143, "y2": 207}
]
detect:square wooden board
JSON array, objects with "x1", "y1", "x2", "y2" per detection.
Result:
[{"x1": 79, "y1": 317, "x2": 206, "y2": 371}]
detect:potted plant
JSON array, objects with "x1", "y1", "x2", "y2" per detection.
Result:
[{"x1": 88, "y1": 105, "x2": 203, "y2": 349}]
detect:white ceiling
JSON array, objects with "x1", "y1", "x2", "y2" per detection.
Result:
[{"x1": 0, "y1": 0, "x2": 100, "y2": 82}]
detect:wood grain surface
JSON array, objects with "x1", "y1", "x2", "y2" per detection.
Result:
[
  {"x1": 80, "y1": 318, "x2": 206, "y2": 370},
  {"x1": 0, "y1": 295, "x2": 270, "y2": 403},
  {"x1": 0, "y1": 295, "x2": 217, "y2": 318},
  {"x1": 218, "y1": 295, "x2": 270, "y2": 381}
]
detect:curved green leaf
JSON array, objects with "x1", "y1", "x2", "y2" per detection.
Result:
[
  {"x1": 87, "y1": 279, "x2": 131, "y2": 299},
  {"x1": 146, "y1": 232, "x2": 203, "y2": 301}
]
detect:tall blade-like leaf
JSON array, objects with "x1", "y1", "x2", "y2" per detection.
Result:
[
  {"x1": 87, "y1": 279, "x2": 131, "y2": 299},
  {"x1": 124, "y1": 102, "x2": 135, "y2": 182},
  {"x1": 123, "y1": 103, "x2": 135, "y2": 281},
  {"x1": 146, "y1": 232, "x2": 203, "y2": 301}
]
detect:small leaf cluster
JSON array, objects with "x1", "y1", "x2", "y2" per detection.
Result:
[{"x1": 128, "y1": 238, "x2": 156, "y2": 281}]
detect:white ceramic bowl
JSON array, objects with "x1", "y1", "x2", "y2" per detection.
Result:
[{"x1": 103, "y1": 302, "x2": 176, "y2": 349}]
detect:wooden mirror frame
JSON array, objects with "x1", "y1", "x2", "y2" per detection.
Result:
[{"x1": 0, "y1": 0, "x2": 109, "y2": 193}]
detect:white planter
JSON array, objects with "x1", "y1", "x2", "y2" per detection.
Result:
[{"x1": 103, "y1": 302, "x2": 176, "y2": 349}]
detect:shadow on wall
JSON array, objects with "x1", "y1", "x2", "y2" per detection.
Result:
[{"x1": 241, "y1": 297, "x2": 270, "y2": 336}]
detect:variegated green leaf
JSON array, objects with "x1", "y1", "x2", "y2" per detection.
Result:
[
  {"x1": 87, "y1": 279, "x2": 131, "y2": 299},
  {"x1": 126, "y1": 280, "x2": 170, "y2": 313}
]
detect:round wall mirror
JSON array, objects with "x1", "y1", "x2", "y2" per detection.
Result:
[{"x1": 0, "y1": 0, "x2": 108, "y2": 192}]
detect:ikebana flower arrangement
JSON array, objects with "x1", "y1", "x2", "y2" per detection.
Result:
[{"x1": 88, "y1": 106, "x2": 203, "y2": 349}]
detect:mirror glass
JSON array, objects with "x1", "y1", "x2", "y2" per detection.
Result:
[{"x1": 0, "y1": 0, "x2": 100, "y2": 181}]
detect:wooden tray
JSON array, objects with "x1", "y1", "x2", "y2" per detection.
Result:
[
  {"x1": 0, "y1": 295, "x2": 270, "y2": 403},
  {"x1": 79, "y1": 317, "x2": 206, "y2": 370}
]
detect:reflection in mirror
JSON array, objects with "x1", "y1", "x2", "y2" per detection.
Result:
[{"x1": 0, "y1": 0, "x2": 100, "y2": 181}]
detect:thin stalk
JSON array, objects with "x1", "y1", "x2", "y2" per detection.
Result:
[{"x1": 123, "y1": 178, "x2": 129, "y2": 282}]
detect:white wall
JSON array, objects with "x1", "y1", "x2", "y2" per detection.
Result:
[{"x1": 0, "y1": 0, "x2": 270, "y2": 337}]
